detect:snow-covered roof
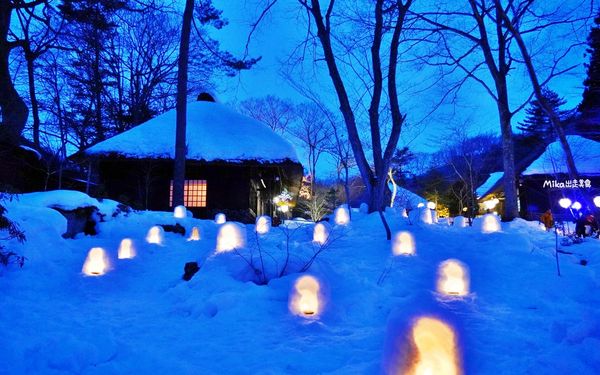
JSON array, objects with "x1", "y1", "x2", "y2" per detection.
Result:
[
  {"x1": 476, "y1": 172, "x2": 503, "y2": 198},
  {"x1": 83, "y1": 101, "x2": 299, "y2": 163},
  {"x1": 522, "y1": 136, "x2": 600, "y2": 176}
]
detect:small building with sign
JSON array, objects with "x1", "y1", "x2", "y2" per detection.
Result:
[
  {"x1": 478, "y1": 136, "x2": 600, "y2": 220},
  {"x1": 76, "y1": 96, "x2": 303, "y2": 222}
]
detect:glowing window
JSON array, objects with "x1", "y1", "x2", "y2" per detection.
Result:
[{"x1": 169, "y1": 180, "x2": 207, "y2": 207}]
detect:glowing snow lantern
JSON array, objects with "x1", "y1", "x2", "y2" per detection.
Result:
[
  {"x1": 427, "y1": 201, "x2": 436, "y2": 210},
  {"x1": 173, "y1": 205, "x2": 187, "y2": 219},
  {"x1": 558, "y1": 198, "x2": 572, "y2": 209},
  {"x1": 406, "y1": 317, "x2": 461, "y2": 375},
  {"x1": 313, "y1": 222, "x2": 329, "y2": 245},
  {"x1": 334, "y1": 206, "x2": 350, "y2": 225},
  {"x1": 437, "y1": 259, "x2": 470, "y2": 297},
  {"x1": 146, "y1": 226, "x2": 164, "y2": 245},
  {"x1": 594, "y1": 196, "x2": 600, "y2": 208},
  {"x1": 392, "y1": 231, "x2": 416, "y2": 256},
  {"x1": 290, "y1": 275, "x2": 321, "y2": 317},
  {"x1": 187, "y1": 226, "x2": 201, "y2": 241},
  {"x1": 417, "y1": 202, "x2": 425, "y2": 208},
  {"x1": 481, "y1": 213, "x2": 500, "y2": 233},
  {"x1": 215, "y1": 213, "x2": 226, "y2": 224},
  {"x1": 216, "y1": 223, "x2": 245, "y2": 252},
  {"x1": 420, "y1": 207, "x2": 433, "y2": 224},
  {"x1": 82, "y1": 247, "x2": 109, "y2": 276},
  {"x1": 571, "y1": 201, "x2": 582, "y2": 210},
  {"x1": 402, "y1": 209, "x2": 409, "y2": 218},
  {"x1": 118, "y1": 238, "x2": 136, "y2": 259},
  {"x1": 255, "y1": 215, "x2": 271, "y2": 235}
]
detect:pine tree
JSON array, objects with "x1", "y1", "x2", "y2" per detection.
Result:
[
  {"x1": 579, "y1": 11, "x2": 600, "y2": 113},
  {"x1": 518, "y1": 88, "x2": 567, "y2": 140},
  {"x1": 576, "y1": 10, "x2": 600, "y2": 139}
]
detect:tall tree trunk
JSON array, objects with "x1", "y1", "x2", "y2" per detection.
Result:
[
  {"x1": 497, "y1": 91, "x2": 519, "y2": 221},
  {"x1": 25, "y1": 51, "x2": 41, "y2": 147},
  {"x1": 172, "y1": 0, "x2": 194, "y2": 207},
  {"x1": 0, "y1": 3, "x2": 28, "y2": 145}
]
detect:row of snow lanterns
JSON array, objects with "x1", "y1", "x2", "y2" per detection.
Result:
[
  {"x1": 81, "y1": 238, "x2": 137, "y2": 276},
  {"x1": 391, "y1": 231, "x2": 466, "y2": 374},
  {"x1": 393, "y1": 231, "x2": 470, "y2": 296}
]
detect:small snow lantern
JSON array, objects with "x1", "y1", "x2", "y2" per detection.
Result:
[
  {"x1": 216, "y1": 223, "x2": 245, "y2": 252},
  {"x1": 173, "y1": 205, "x2": 187, "y2": 219},
  {"x1": 255, "y1": 215, "x2": 271, "y2": 235},
  {"x1": 82, "y1": 247, "x2": 109, "y2": 276},
  {"x1": 313, "y1": 222, "x2": 329, "y2": 245},
  {"x1": 402, "y1": 209, "x2": 409, "y2": 218},
  {"x1": 146, "y1": 226, "x2": 164, "y2": 245},
  {"x1": 481, "y1": 213, "x2": 500, "y2": 233},
  {"x1": 420, "y1": 207, "x2": 433, "y2": 224},
  {"x1": 118, "y1": 238, "x2": 136, "y2": 259},
  {"x1": 406, "y1": 317, "x2": 461, "y2": 375},
  {"x1": 334, "y1": 206, "x2": 350, "y2": 225},
  {"x1": 427, "y1": 201, "x2": 436, "y2": 210},
  {"x1": 392, "y1": 231, "x2": 415, "y2": 256},
  {"x1": 437, "y1": 259, "x2": 469, "y2": 297},
  {"x1": 290, "y1": 275, "x2": 321, "y2": 317},
  {"x1": 187, "y1": 226, "x2": 201, "y2": 241},
  {"x1": 215, "y1": 213, "x2": 226, "y2": 224},
  {"x1": 417, "y1": 202, "x2": 425, "y2": 208}
]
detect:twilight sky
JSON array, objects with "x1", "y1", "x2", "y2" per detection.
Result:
[{"x1": 210, "y1": 1, "x2": 593, "y2": 158}]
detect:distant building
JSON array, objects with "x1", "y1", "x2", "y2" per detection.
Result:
[
  {"x1": 77, "y1": 96, "x2": 303, "y2": 222},
  {"x1": 478, "y1": 136, "x2": 600, "y2": 219}
]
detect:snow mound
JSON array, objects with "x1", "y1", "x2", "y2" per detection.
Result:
[{"x1": 9, "y1": 190, "x2": 122, "y2": 218}]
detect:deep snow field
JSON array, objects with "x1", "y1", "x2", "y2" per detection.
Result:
[{"x1": 1, "y1": 191, "x2": 600, "y2": 374}]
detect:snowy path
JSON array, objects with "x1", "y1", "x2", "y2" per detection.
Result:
[{"x1": 2, "y1": 208, "x2": 600, "y2": 374}]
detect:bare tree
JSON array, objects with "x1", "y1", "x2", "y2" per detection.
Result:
[
  {"x1": 267, "y1": 0, "x2": 415, "y2": 239},
  {"x1": 416, "y1": 0, "x2": 591, "y2": 220},
  {"x1": 494, "y1": 0, "x2": 588, "y2": 179},
  {"x1": 238, "y1": 95, "x2": 295, "y2": 133},
  {"x1": 0, "y1": 0, "x2": 51, "y2": 145},
  {"x1": 288, "y1": 102, "x2": 332, "y2": 195}
]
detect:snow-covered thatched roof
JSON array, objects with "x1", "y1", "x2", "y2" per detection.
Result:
[
  {"x1": 83, "y1": 101, "x2": 299, "y2": 163},
  {"x1": 476, "y1": 171, "x2": 503, "y2": 198},
  {"x1": 522, "y1": 136, "x2": 600, "y2": 176}
]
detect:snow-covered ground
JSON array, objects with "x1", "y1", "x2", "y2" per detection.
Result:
[{"x1": 1, "y1": 192, "x2": 600, "y2": 374}]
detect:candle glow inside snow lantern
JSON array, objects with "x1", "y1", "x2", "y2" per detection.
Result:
[
  {"x1": 313, "y1": 222, "x2": 329, "y2": 245},
  {"x1": 146, "y1": 226, "x2": 164, "y2": 245},
  {"x1": 118, "y1": 238, "x2": 136, "y2": 259},
  {"x1": 290, "y1": 275, "x2": 321, "y2": 317},
  {"x1": 255, "y1": 215, "x2": 271, "y2": 235},
  {"x1": 437, "y1": 259, "x2": 470, "y2": 297},
  {"x1": 188, "y1": 226, "x2": 201, "y2": 241},
  {"x1": 82, "y1": 247, "x2": 109, "y2": 276},
  {"x1": 481, "y1": 213, "x2": 500, "y2": 233},
  {"x1": 173, "y1": 205, "x2": 187, "y2": 219},
  {"x1": 334, "y1": 206, "x2": 350, "y2": 225},
  {"x1": 392, "y1": 231, "x2": 415, "y2": 256},
  {"x1": 216, "y1": 223, "x2": 245, "y2": 252},
  {"x1": 215, "y1": 213, "x2": 226, "y2": 224},
  {"x1": 405, "y1": 317, "x2": 462, "y2": 375}
]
